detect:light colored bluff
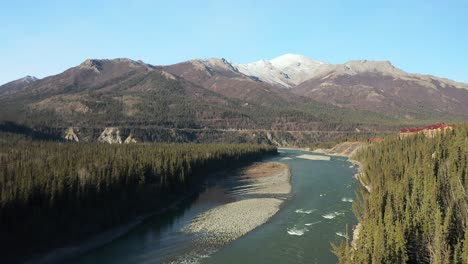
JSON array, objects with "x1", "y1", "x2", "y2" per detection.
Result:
[
  {"x1": 98, "y1": 127, "x2": 122, "y2": 144},
  {"x1": 64, "y1": 127, "x2": 79, "y2": 142}
]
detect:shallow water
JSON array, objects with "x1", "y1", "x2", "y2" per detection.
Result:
[{"x1": 71, "y1": 149, "x2": 357, "y2": 264}]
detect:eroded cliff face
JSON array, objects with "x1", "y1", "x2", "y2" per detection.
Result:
[
  {"x1": 98, "y1": 127, "x2": 122, "y2": 144},
  {"x1": 124, "y1": 134, "x2": 137, "y2": 144},
  {"x1": 56, "y1": 126, "x2": 368, "y2": 146},
  {"x1": 64, "y1": 127, "x2": 79, "y2": 142},
  {"x1": 313, "y1": 141, "x2": 367, "y2": 157}
]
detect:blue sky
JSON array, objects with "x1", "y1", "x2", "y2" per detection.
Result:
[{"x1": 1, "y1": 0, "x2": 467, "y2": 84}]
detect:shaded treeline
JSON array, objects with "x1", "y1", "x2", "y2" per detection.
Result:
[
  {"x1": 0, "y1": 121, "x2": 62, "y2": 141},
  {"x1": 334, "y1": 124, "x2": 468, "y2": 263},
  {"x1": 0, "y1": 141, "x2": 276, "y2": 263}
]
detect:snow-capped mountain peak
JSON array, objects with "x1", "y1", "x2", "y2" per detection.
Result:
[
  {"x1": 234, "y1": 54, "x2": 329, "y2": 88},
  {"x1": 270, "y1": 53, "x2": 325, "y2": 68}
]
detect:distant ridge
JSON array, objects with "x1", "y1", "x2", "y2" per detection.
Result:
[{"x1": 0, "y1": 75, "x2": 38, "y2": 93}]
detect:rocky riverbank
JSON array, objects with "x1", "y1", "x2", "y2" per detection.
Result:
[{"x1": 183, "y1": 162, "x2": 291, "y2": 246}]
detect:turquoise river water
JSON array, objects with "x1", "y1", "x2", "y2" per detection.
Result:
[{"x1": 71, "y1": 149, "x2": 357, "y2": 264}]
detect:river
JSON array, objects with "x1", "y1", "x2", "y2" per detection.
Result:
[{"x1": 71, "y1": 149, "x2": 357, "y2": 264}]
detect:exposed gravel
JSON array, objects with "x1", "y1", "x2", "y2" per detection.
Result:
[
  {"x1": 182, "y1": 162, "x2": 291, "y2": 245},
  {"x1": 296, "y1": 154, "x2": 331, "y2": 161},
  {"x1": 183, "y1": 198, "x2": 282, "y2": 245}
]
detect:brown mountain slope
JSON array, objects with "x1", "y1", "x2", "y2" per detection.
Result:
[
  {"x1": 2, "y1": 59, "x2": 168, "y2": 96},
  {"x1": 1, "y1": 56, "x2": 465, "y2": 137},
  {"x1": 292, "y1": 60, "x2": 468, "y2": 120},
  {"x1": 163, "y1": 58, "x2": 308, "y2": 106},
  {"x1": 1, "y1": 58, "x2": 387, "y2": 131},
  {"x1": 0, "y1": 58, "x2": 251, "y2": 128},
  {"x1": 0, "y1": 75, "x2": 38, "y2": 94}
]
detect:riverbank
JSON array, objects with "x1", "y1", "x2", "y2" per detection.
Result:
[
  {"x1": 31, "y1": 185, "x2": 205, "y2": 264},
  {"x1": 32, "y1": 160, "x2": 283, "y2": 264},
  {"x1": 2, "y1": 143, "x2": 277, "y2": 264},
  {"x1": 183, "y1": 162, "x2": 291, "y2": 246}
]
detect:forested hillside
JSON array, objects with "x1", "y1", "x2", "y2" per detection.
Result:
[
  {"x1": 334, "y1": 124, "x2": 468, "y2": 263},
  {"x1": 0, "y1": 139, "x2": 276, "y2": 263}
]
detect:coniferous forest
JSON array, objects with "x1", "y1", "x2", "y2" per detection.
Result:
[
  {"x1": 0, "y1": 137, "x2": 276, "y2": 263},
  {"x1": 334, "y1": 124, "x2": 468, "y2": 263}
]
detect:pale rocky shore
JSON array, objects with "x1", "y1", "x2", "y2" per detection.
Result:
[
  {"x1": 184, "y1": 198, "x2": 283, "y2": 245},
  {"x1": 312, "y1": 141, "x2": 367, "y2": 157},
  {"x1": 183, "y1": 162, "x2": 291, "y2": 246},
  {"x1": 296, "y1": 154, "x2": 331, "y2": 161}
]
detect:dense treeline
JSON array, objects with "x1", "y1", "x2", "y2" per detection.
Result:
[
  {"x1": 0, "y1": 141, "x2": 276, "y2": 263},
  {"x1": 334, "y1": 124, "x2": 468, "y2": 263},
  {"x1": 0, "y1": 121, "x2": 63, "y2": 141}
]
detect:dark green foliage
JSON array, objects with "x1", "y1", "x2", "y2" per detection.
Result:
[
  {"x1": 0, "y1": 121, "x2": 62, "y2": 141},
  {"x1": 334, "y1": 124, "x2": 468, "y2": 263},
  {"x1": 0, "y1": 141, "x2": 276, "y2": 263}
]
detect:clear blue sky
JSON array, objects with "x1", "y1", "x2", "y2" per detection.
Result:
[{"x1": 1, "y1": 0, "x2": 467, "y2": 85}]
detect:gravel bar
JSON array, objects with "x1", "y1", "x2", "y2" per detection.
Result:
[{"x1": 183, "y1": 162, "x2": 291, "y2": 245}]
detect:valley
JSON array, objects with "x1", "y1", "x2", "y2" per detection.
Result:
[
  {"x1": 1, "y1": 54, "x2": 467, "y2": 264},
  {"x1": 3, "y1": 1, "x2": 468, "y2": 263}
]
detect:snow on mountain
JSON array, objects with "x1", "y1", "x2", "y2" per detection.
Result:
[
  {"x1": 233, "y1": 55, "x2": 433, "y2": 89},
  {"x1": 172, "y1": 54, "x2": 468, "y2": 92},
  {"x1": 270, "y1": 53, "x2": 328, "y2": 84},
  {"x1": 235, "y1": 59, "x2": 291, "y2": 87},
  {"x1": 318, "y1": 60, "x2": 408, "y2": 78},
  {"x1": 234, "y1": 54, "x2": 329, "y2": 88},
  {"x1": 20, "y1": 76, "x2": 39, "y2": 83},
  {"x1": 200, "y1": 58, "x2": 239, "y2": 73}
]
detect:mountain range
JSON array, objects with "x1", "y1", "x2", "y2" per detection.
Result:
[
  {"x1": 235, "y1": 54, "x2": 468, "y2": 118},
  {"x1": 1, "y1": 53, "x2": 467, "y2": 143}
]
